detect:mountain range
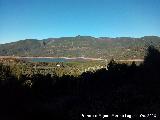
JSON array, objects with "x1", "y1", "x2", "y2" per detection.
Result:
[{"x1": 0, "y1": 36, "x2": 160, "y2": 60}]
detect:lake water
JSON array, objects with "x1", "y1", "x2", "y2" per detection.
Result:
[
  {"x1": 21, "y1": 57, "x2": 97, "y2": 62},
  {"x1": 24, "y1": 58, "x2": 67, "y2": 62}
]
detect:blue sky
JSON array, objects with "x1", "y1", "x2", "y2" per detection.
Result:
[{"x1": 0, "y1": 0, "x2": 160, "y2": 43}]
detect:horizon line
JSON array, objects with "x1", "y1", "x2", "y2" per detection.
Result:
[{"x1": 0, "y1": 35, "x2": 160, "y2": 44}]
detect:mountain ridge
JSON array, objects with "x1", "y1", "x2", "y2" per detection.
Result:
[{"x1": 0, "y1": 36, "x2": 160, "y2": 60}]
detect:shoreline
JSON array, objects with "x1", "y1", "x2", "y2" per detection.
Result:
[
  {"x1": 0, "y1": 56, "x2": 144, "y2": 62},
  {"x1": 0, "y1": 56, "x2": 104, "y2": 61}
]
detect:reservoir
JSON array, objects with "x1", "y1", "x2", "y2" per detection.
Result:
[
  {"x1": 21, "y1": 57, "x2": 102, "y2": 62},
  {"x1": 23, "y1": 58, "x2": 67, "y2": 62}
]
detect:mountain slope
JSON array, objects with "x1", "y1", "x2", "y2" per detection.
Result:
[{"x1": 0, "y1": 36, "x2": 160, "y2": 60}]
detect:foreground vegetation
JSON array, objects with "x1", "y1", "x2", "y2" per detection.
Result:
[
  {"x1": 0, "y1": 46, "x2": 160, "y2": 119},
  {"x1": 0, "y1": 59, "x2": 106, "y2": 77}
]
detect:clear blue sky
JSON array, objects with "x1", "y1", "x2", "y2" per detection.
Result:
[{"x1": 0, "y1": 0, "x2": 160, "y2": 43}]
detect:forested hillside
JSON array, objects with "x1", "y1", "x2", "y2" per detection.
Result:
[{"x1": 0, "y1": 36, "x2": 160, "y2": 60}]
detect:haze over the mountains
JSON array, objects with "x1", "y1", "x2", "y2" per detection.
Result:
[{"x1": 0, "y1": 36, "x2": 160, "y2": 60}]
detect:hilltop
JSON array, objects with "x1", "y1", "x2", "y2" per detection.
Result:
[{"x1": 0, "y1": 36, "x2": 160, "y2": 60}]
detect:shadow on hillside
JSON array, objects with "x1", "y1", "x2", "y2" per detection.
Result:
[{"x1": 0, "y1": 46, "x2": 160, "y2": 119}]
